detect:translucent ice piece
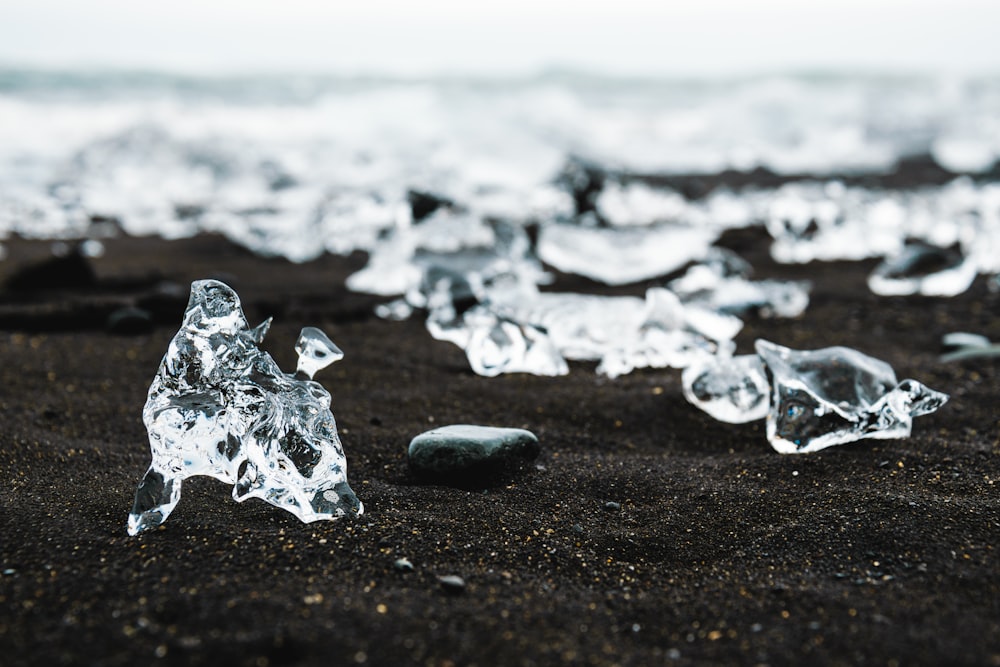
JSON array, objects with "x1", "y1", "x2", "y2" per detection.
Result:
[
  {"x1": 595, "y1": 181, "x2": 688, "y2": 227},
  {"x1": 536, "y1": 222, "x2": 719, "y2": 285},
  {"x1": 682, "y1": 354, "x2": 770, "y2": 423},
  {"x1": 127, "y1": 280, "x2": 362, "y2": 535},
  {"x1": 295, "y1": 327, "x2": 344, "y2": 379},
  {"x1": 868, "y1": 241, "x2": 977, "y2": 297},
  {"x1": 755, "y1": 339, "x2": 948, "y2": 454},
  {"x1": 939, "y1": 332, "x2": 1000, "y2": 362},
  {"x1": 669, "y1": 252, "x2": 811, "y2": 318},
  {"x1": 475, "y1": 286, "x2": 741, "y2": 378},
  {"x1": 765, "y1": 183, "x2": 903, "y2": 264},
  {"x1": 461, "y1": 307, "x2": 568, "y2": 377}
]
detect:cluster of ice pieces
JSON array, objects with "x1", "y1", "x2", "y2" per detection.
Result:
[
  {"x1": 127, "y1": 280, "x2": 362, "y2": 535},
  {"x1": 682, "y1": 340, "x2": 948, "y2": 453}
]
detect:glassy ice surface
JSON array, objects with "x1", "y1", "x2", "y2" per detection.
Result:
[
  {"x1": 669, "y1": 252, "x2": 811, "y2": 318},
  {"x1": 127, "y1": 280, "x2": 362, "y2": 535},
  {"x1": 295, "y1": 327, "x2": 344, "y2": 379},
  {"x1": 755, "y1": 339, "x2": 948, "y2": 454},
  {"x1": 431, "y1": 286, "x2": 741, "y2": 378},
  {"x1": 682, "y1": 354, "x2": 770, "y2": 424},
  {"x1": 868, "y1": 241, "x2": 977, "y2": 297},
  {"x1": 537, "y1": 223, "x2": 719, "y2": 286}
]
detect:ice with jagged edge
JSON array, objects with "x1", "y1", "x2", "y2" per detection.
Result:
[
  {"x1": 669, "y1": 249, "x2": 811, "y2": 318},
  {"x1": 755, "y1": 339, "x2": 948, "y2": 454},
  {"x1": 682, "y1": 354, "x2": 771, "y2": 424},
  {"x1": 868, "y1": 241, "x2": 977, "y2": 297},
  {"x1": 127, "y1": 280, "x2": 362, "y2": 535},
  {"x1": 428, "y1": 283, "x2": 741, "y2": 378}
]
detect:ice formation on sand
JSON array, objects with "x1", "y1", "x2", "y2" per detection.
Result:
[
  {"x1": 681, "y1": 354, "x2": 770, "y2": 424},
  {"x1": 127, "y1": 280, "x2": 362, "y2": 536},
  {"x1": 755, "y1": 340, "x2": 948, "y2": 454}
]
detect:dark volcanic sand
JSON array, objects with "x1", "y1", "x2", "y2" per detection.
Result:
[{"x1": 1, "y1": 216, "x2": 999, "y2": 666}]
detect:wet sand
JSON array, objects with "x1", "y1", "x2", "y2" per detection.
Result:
[{"x1": 1, "y1": 202, "x2": 998, "y2": 665}]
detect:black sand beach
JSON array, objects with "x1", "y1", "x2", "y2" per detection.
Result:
[{"x1": 1, "y1": 176, "x2": 999, "y2": 665}]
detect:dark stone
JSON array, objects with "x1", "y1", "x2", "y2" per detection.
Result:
[{"x1": 408, "y1": 425, "x2": 540, "y2": 488}]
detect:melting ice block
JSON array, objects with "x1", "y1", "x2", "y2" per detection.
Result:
[
  {"x1": 682, "y1": 354, "x2": 770, "y2": 424},
  {"x1": 127, "y1": 280, "x2": 362, "y2": 535},
  {"x1": 755, "y1": 340, "x2": 948, "y2": 454}
]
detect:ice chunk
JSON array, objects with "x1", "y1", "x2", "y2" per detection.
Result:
[
  {"x1": 765, "y1": 183, "x2": 903, "y2": 264},
  {"x1": 537, "y1": 222, "x2": 719, "y2": 285},
  {"x1": 435, "y1": 286, "x2": 741, "y2": 378},
  {"x1": 595, "y1": 181, "x2": 688, "y2": 227},
  {"x1": 669, "y1": 251, "x2": 810, "y2": 318},
  {"x1": 868, "y1": 241, "x2": 977, "y2": 297},
  {"x1": 295, "y1": 327, "x2": 344, "y2": 379},
  {"x1": 755, "y1": 339, "x2": 948, "y2": 454},
  {"x1": 127, "y1": 280, "x2": 362, "y2": 535},
  {"x1": 431, "y1": 305, "x2": 568, "y2": 377},
  {"x1": 682, "y1": 354, "x2": 770, "y2": 423},
  {"x1": 939, "y1": 332, "x2": 1000, "y2": 362}
]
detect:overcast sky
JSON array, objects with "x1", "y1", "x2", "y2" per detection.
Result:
[{"x1": 1, "y1": 0, "x2": 998, "y2": 77}]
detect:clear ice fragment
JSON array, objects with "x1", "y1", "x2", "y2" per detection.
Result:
[
  {"x1": 939, "y1": 332, "x2": 1000, "y2": 362},
  {"x1": 669, "y1": 252, "x2": 810, "y2": 318},
  {"x1": 536, "y1": 222, "x2": 718, "y2": 285},
  {"x1": 755, "y1": 339, "x2": 948, "y2": 454},
  {"x1": 682, "y1": 354, "x2": 770, "y2": 423},
  {"x1": 127, "y1": 279, "x2": 362, "y2": 535},
  {"x1": 433, "y1": 305, "x2": 568, "y2": 377},
  {"x1": 295, "y1": 327, "x2": 344, "y2": 379},
  {"x1": 868, "y1": 241, "x2": 977, "y2": 297}
]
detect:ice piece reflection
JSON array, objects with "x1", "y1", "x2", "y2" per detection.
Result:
[
  {"x1": 127, "y1": 280, "x2": 362, "y2": 535},
  {"x1": 755, "y1": 340, "x2": 948, "y2": 454}
]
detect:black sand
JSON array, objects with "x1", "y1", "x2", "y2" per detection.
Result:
[{"x1": 1, "y1": 195, "x2": 998, "y2": 665}]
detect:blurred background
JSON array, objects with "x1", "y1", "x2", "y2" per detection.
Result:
[{"x1": 0, "y1": 1, "x2": 998, "y2": 289}]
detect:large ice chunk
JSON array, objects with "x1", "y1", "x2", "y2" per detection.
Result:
[
  {"x1": 127, "y1": 280, "x2": 362, "y2": 535},
  {"x1": 755, "y1": 339, "x2": 948, "y2": 454}
]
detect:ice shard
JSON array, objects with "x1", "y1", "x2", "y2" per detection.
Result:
[
  {"x1": 755, "y1": 339, "x2": 948, "y2": 454},
  {"x1": 682, "y1": 354, "x2": 770, "y2": 424},
  {"x1": 127, "y1": 279, "x2": 362, "y2": 535}
]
